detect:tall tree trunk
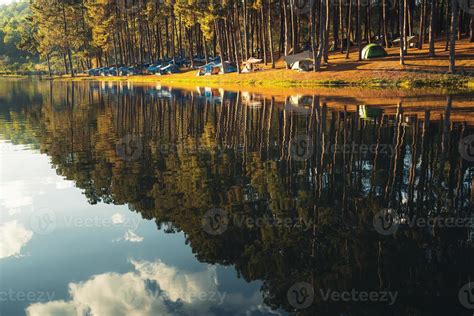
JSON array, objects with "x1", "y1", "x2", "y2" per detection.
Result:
[
  {"x1": 243, "y1": 0, "x2": 249, "y2": 59},
  {"x1": 366, "y1": 5, "x2": 371, "y2": 43},
  {"x1": 316, "y1": 0, "x2": 327, "y2": 70},
  {"x1": 403, "y1": 0, "x2": 408, "y2": 54},
  {"x1": 399, "y1": 0, "x2": 405, "y2": 65},
  {"x1": 324, "y1": 0, "x2": 330, "y2": 63},
  {"x1": 202, "y1": 34, "x2": 209, "y2": 64},
  {"x1": 290, "y1": 0, "x2": 297, "y2": 53},
  {"x1": 231, "y1": 13, "x2": 241, "y2": 74},
  {"x1": 67, "y1": 50, "x2": 74, "y2": 77},
  {"x1": 188, "y1": 29, "x2": 195, "y2": 68},
  {"x1": 267, "y1": 0, "x2": 275, "y2": 68},
  {"x1": 345, "y1": 0, "x2": 352, "y2": 59},
  {"x1": 382, "y1": 0, "x2": 389, "y2": 47},
  {"x1": 215, "y1": 20, "x2": 226, "y2": 73},
  {"x1": 470, "y1": 16, "x2": 474, "y2": 42},
  {"x1": 63, "y1": 53, "x2": 69, "y2": 75},
  {"x1": 284, "y1": 0, "x2": 290, "y2": 68},
  {"x1": 448, "y1": 0, "x2": 458, "y2": 73},
  {"x1": 428, "y1": 0, "x2": 436, "y2": 56},
  {"x1": 418, "y1": 0, "x2": 426, "y2": 49},
  {"x1": 445, "y1": 3, "x2": 450, "y2": 51},
  {"x1": 46, "y1": 53, "x2": 52, "y2": 78},
  {"x1": 333, "y1": 2, "x2": 339, "y2": 51},
  {"x1": 357, "y1": 0, "x2": 362, "y2": 60},
  {"x1": 311, "y1": 0, "x2": 317, "y2": 71},
  {"x1": 261, "y1": 4, "x2": 268, "y2": 65},
  {"x1": 339, "y1": 0, "x2": 345, "y2": 52}
]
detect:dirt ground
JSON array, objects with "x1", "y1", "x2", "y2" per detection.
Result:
[{"x1": 153, "y1": 38, "x2": 474, "y2": 86}]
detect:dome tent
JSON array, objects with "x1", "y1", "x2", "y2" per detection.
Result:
[{"x1": 361, "y1": 44, "x2": 388, "y2": 60}]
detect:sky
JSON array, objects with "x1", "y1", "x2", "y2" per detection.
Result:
[{"x1": 0, "y1": 0, "x2": 16, "y2": 5}]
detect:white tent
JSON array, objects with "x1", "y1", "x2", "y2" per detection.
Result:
[
  {"x1": 242, "y1": 57, "x2": 263, "y2": 73},
  {"x1": 290, "y1": 60, "x2": 313, "y2": 72},
  {"x1": 284, "y1": 50, "x2": 313, "y2": 67}
]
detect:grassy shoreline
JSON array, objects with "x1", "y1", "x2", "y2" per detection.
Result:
[
  {"x1": 3, "y1": 70, "x2": 473, "y2": 91},
  {"x1": 51, "y1": 70, "x2": 474, "y2": 90}
]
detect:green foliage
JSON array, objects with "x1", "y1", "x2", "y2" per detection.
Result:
[{"x1": 0, "y1": 0, "x2": 38, "y2": 73}]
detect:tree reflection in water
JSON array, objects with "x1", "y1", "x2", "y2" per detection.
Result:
[{"x1": 1, "y1": 81, "x2": 473, "y2": 315}]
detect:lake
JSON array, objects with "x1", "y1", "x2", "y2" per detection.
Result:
[{"x1": 0, "y1": 79, "x2": 473, "y2": 316}]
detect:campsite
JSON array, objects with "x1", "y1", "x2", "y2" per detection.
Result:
[{"x1": 1, "y1": 1, "x2": 474, "y2": 315}]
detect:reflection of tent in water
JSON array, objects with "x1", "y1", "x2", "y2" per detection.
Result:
[
  {"x1": 241, "y1": 91, "x2": 263, "y2": 108},
  {"x1": 284, "y1": 50, "x2": 314, "y2": 71},
  {"x1": 242, "y1": 57, "x2": 263, "y2": 73},
  {"x1": 285, "y1": 95, "x2": 313, "y2": 115},
  {"x1": 204, "y1": 87, "x2": 224, "y2": 103},
  {"x1": 149, "y1": 86, "x2": 172, "y2": 99},
  {"x1": 358, "y1": 105, "x2": 383, "y2": 119},
  {"x1": 196, "y1": 86, "x2": 205, "y2": 96},
  {"x1": 361, "y1": 44, "x2": 388, "y2": 60}
]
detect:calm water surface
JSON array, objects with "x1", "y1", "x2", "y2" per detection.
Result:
[{"x1": 0, "y1": 80, "x2": 473, "y2": 316}]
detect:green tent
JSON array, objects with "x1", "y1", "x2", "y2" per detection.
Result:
[
  {"x1": 359, "y1": 105, "x2": 383, "y2": 119},
  {"x1": 361, "y1": 44, "x2": 388, "y2": 60}
]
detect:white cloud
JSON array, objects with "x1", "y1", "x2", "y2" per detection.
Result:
[
  {"x1": 55, "y1": 180, "x2": 74, "y2": 190},
  {"x1": 26, "y1": 300, "x2": 78, "y2": 316},
  {"x1": 0, "y1": 220, "x2": 33, "y2": 259},
  {"x1": 111, "y1": 213, "x2": 125, "y2": 225},
  {"x1": 0, "y1": 181, "x2": 33, "y2": 215},
  {"x1": 26, "y1": 259, "x2": 264, "y2": 316},
  {"x1": 123, "y1": 230, "x2": 144, "y2": 243}
]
